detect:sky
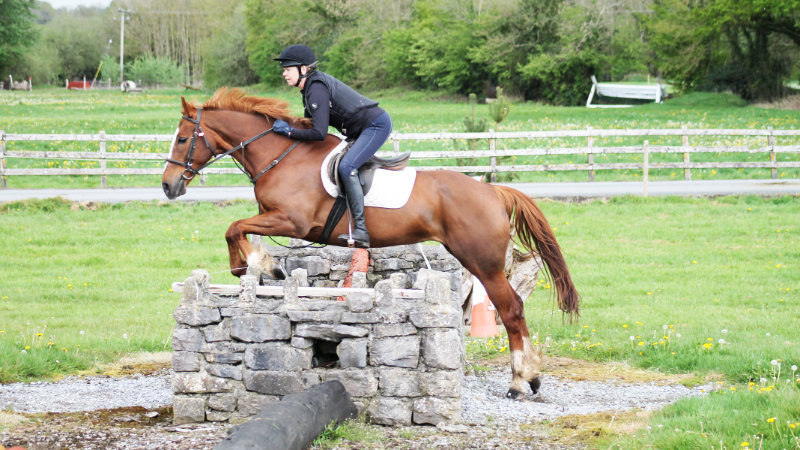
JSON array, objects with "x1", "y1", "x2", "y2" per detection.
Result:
[{"x1": 46, "y1": 0, "x2": 113, "y2": 9}]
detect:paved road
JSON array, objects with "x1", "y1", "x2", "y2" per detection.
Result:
[{"x1": 1, "y1": 179, "x2": 798, "y2": 204}]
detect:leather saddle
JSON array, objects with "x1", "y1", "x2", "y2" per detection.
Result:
[{"x1": 326, "y1": 142, "x2": 411, "y2": 196}]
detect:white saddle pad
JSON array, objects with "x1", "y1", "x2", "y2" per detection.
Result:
[{"x1": 320, "y1": 141, "x2": 416, "y2": 209}]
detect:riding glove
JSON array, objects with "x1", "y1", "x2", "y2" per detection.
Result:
[{"x1": 273, "y1": 119, "x2": 294, "y2": 137}]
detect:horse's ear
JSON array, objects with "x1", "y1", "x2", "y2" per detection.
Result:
[{"x1": 181, "y1": 96, "x2": 192, "y2": 115}]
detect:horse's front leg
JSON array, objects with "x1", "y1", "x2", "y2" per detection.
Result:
[{"x1": 225, "y1": 210, "x2": 305, "y2": 277}]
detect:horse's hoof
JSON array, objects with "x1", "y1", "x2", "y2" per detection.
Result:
[
  {"x1": 529, "y1": 376, "x2": 541, "y2": 394},
  {"x1": 506, "y1": 388, "x2": 524, "y2": 400}
]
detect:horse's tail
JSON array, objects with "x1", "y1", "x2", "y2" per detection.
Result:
[{"x1": 492, "y1": 185, "x2": 580, "y2": 322}]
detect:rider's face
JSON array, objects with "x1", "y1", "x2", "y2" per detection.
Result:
[{"x1": 282, "y1": 66, "x2": 306, "y2": 88}]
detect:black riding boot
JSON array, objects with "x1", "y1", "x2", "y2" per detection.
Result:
[{"x1": 338, "y1": 171, "x2": 370, "y2": 248}]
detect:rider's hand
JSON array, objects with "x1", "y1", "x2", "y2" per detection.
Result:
[{"x1": 273, "y1": 119, "x2": 294, "y2": 137}]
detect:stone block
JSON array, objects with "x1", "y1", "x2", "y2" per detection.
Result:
[
  {"x1": 379, "y1": 368, "x2": 421, "y2": 396},
  {"x1": 207, "y1": 393, "x2": 237, "y2": 412},
  {"x1": 172, "y1": 328, "x2": 204, "y2": 352},
  {"x1": 419, "y1": 371, "x2": 461, "y2": 397},
  {"x1": 408, "y1": 307, "x2": 460, "y2": 328},
  {"x1": 173, "y1": 396, "x2": 206, "y2": 424},
  {"x1": 206, "y1": 363, "x2": 242, "y2": 380},
  {"x1": 202, "y1": 318, "x2": 230, "y2": 342},
  {"x1": 173, "y1": 305, "x2": 221, "y2": 327},
  {"x1": 412, "y1": 397, "x2": 462, "y2": 425},
  {"x1": 346, "y1": 292, "x2": 373, "y2": 313},
  {"x1": 285, "y1": 255, "x2": 330, "y2": 277},
  {"x1": 243, "y1": 370, "x2": 320, "y2": 396},
  {"x1": 294, "y1": 323, "x2": 369, "y2": 341},
  {"x1": 173, "y1": 372, "x2": 231, "y2": 394},
  {"x1": 372, "y1": 323, "x2": 417, "y2": 338},
  {"x1": 202, "y1": 342, "x2": 246, "y2": 364},
  {"x1": 351, "y1": 271, "x2": 368, "y2": 288},
  {"x1": 291, "y1": 268, "x2": 308, "y2": 287},
  {"x1": 340, "y1": 312, "x2": 380, "y2": 324},
  {"x1": 245, "y1": 343, "x2": 312, "y2": 371},
  {"x1": 205, "y1": 410, "x2": 230, "y2": 422},
  {"x1": 390, "y1": 273, "x2": 408, "y2": 289},
  {"x1": 374, "y1": 280, "x2": 395, "y2": 308},
  {"x1": 374, "y1": 258, "x2": 414, "y2": 272},
  {"x1": 241, "y1": 273, "x2": 258, "y2": 301},
  {"x1": 337, "y1": 338, "x2": 368, "y2": 368},
  {"x1": 237, "y1": 391, "x2": 279, "y2": 416},
  {"x1": 286, "y1": 310, "x2": 342, "y2": 322},
  {"x1": 369, "y1": 335, "x2": 419, "y2": 368},
  {"x1": 290, "y1": 336, "x2": 314, "y2": 349},
  {"x1": 172, "y1": 351, "x2": 203, "y2": 372},
  {"x1": 230, "y1": 314, "x2": 291, "y2": 342},
  {"x1": 422, "y1": 329, "x2": 463, "y2": 370},
  {"x1": 367, "y1": 397, "x2": 412, "y2": 426},
  {"x1": 321, "y1": 368, "x2": 379, "y2": 397},
  {"x1": 375, "y1": 307, "x2": 408, "y2": 324}
]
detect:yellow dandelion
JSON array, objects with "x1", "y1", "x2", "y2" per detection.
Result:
[
  {"x1": 767, "y1": 417, "x2": 776, "y2": 423},
  {"x1": 622, "y1": 324, "x2": 628, "y2": 328},
  {"x1": 741, "y1": 443, "x2": 749, "y2": 448}
]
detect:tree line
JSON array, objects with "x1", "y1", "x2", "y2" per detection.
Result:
[{"x1": 1, "y1": 0, "x2": 798, "y2": 103}]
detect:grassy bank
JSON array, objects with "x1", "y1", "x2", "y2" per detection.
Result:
[{"x1": 1, "y1": 195, "x2": 797, "y2": 447}]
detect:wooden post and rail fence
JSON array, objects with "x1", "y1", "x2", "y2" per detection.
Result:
[{"x1": 1, "y1": 128, "x2": 799, "y2": 190}]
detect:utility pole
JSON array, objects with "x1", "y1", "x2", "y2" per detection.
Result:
[{"x1": 118, "y1": 9, "x2": 132, "y2": 89}]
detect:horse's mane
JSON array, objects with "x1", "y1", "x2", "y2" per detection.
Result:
[{"x1": 200, "y1": 87, "x2": 312, "y2": 127}]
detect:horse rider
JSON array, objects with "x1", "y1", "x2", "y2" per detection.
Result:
[{"x1": 272, "y1": 44, "x2": 392, "y2": 249}]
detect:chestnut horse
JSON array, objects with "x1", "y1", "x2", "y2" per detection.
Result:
[{"x1": 162, "y1": 88, "x2": 579, "y2": 399}]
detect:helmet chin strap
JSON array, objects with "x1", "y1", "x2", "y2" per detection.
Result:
[{"x1": 294, "y1": 64, "x2": 315, "y2": 87}]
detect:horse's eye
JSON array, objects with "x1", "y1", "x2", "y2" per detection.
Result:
[{"x1": 177, "y1": 137, "x2": 188, "y2": 144}]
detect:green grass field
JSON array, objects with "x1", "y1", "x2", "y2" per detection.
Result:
[
  {"x1": 2, "y1": 87, "x2": 800, "y2": 188},
  {"x1": 1, "y1": 88, "x2": 799, "y2": 447},
  {"x1": 0, "y1": 195, "x2": 797, "y2": 448}
]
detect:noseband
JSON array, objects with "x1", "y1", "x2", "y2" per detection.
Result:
[{"x1": 165, "y1": 108, "x2": 300, "y2": 184}]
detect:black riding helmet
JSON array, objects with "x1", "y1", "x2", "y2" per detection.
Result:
[{"x1": 274, "y1": 44, "x2": 317, "y2": 68}]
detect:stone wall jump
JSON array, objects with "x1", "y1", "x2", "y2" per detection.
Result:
[{"x1": 171, "y1": 244, "x2": 468, "y2": 427}]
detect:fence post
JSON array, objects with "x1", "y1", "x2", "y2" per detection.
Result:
[
  {"x1": 99, "y1": 130, "x2": 107, "y2": 188},
  {"x1": 489, "y1": 129, "x2": 497, "y2": 183},
  {"x1": 0, "y1": 130, "x2": 6, "y2": 189},
  {"x1": 587, "y1": 126, "x2": 595, "y2": 182},
  {"x1": 768, "y1": 127, "x2": 777, "y2": 179},
  {"x1": 643, "y1": 140, "x2": 649, "y2": 197},
  {"x1": 682, "y1": 125, "x2": 691, "y2": 180},
  {"x1": 392, "y1": 132, "x2": 400, "y2": 155}
]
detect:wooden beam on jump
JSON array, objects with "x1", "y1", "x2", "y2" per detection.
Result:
[{"x1": 170, "y1": 282, "x2": 426, "y2": 299}]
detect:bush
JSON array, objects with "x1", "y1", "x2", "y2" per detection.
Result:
[
  {"x1": 519, "y1": 50, "x2": 602, "y2": 105},
  {"x1": 126, "y1": 55, "x2": 184, "y2": 87}
]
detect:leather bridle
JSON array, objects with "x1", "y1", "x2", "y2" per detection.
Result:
[{"x1": 165, "y1": 108, "x2": 300, "y2": 184}]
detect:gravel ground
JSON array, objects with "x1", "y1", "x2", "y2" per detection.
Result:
[{"x1": 0, "y1": 361, "x2": 710, "y2": 449}]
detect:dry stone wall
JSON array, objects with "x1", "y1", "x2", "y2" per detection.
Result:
[{"x1": 172, "y1": 244, "x2": 467, "y2": 427}]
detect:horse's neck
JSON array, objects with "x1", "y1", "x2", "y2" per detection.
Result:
[{"x1": 208, "y1": 110, "x2": 331, "y2": 177}]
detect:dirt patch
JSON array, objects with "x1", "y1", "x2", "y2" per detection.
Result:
[
  {"x1": 753, "y1": 94, "x2": 800, "y2": 110},
  {"x1": 92, "y1": 352, "x2": 172, "y2": 377},
  {"x1": 0, "y1": 407, "x2": 228, "y2": 450}
]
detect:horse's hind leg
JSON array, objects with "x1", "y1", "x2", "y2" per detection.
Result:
[{"x1": 479, "y1": 273, "x2": 542, "y2": 399}]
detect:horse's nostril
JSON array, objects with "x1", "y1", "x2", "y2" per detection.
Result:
[{"x1": 162, "y1": 182, "x2": 170, "y2": 194}]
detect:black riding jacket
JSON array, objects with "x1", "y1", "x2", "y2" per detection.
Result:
[{"x1": 289, "y1": 71, "x2": 383, "y2": 141}]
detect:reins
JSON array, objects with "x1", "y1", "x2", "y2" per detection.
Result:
[{"x1": 165, "y1": 108, "x2": 300, "y2": 185}]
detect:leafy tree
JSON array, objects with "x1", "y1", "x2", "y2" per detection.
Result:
[
  {"x1": 126, "y1": 55, "x2": 184, "y2": 86},
  {"x1": 203, "y1": 2, "x2": 258, "y2": 88},
  {"x1": 640, "y1": 0, "x2": 800, "y2": 100},
  {"x1": 0, "y1": 0, "x2": 37, "y2": 77}
]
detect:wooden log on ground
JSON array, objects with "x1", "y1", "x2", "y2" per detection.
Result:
[{"x1": 214, "y1": 381, "x2": 358, "y2": 450}]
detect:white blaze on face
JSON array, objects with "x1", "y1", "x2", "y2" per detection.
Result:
[{"x1": 164, "y1": 127, "x2": 180, "y2": 170}]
